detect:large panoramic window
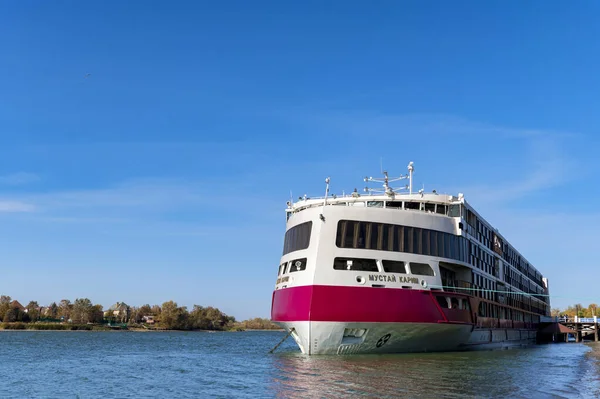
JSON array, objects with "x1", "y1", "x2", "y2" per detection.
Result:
[
  {"x1": 335, "y1": 219, "x2": 469, "y2": 264},
  {"x1": 282, "y1": 221, "x2": 312, "y2": 255}
]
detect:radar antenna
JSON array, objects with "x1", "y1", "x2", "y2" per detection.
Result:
[{"x1": 364, "y1": 164, "x2": 412, "y2": 196}]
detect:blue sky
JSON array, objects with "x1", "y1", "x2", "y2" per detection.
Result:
[{"x1": 1, "y1": 1, "x2": 599, "y2": 318}]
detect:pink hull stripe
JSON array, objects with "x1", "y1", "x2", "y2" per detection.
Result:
[{"x1": 271, "y1": 285, "x2": 473, "y2": 324}]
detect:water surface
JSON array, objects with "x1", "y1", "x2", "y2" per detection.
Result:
[{"x1": 1, "y1": 331, "x2": 598, "y2": 398}]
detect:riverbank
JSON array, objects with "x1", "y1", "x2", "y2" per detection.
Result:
[
  {"x1": 0, "y1": 322, "x2": 114, "y2": 331},
  {"x1": 0, "y1": 322, "x2": 284, "y2": 332}
]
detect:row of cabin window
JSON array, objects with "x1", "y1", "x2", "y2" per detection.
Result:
[
  {"x1": 473, "y1": 273, "x2": 496, "y2": 302},
  {"x1": 436, "y1": 296, "x2": 470, "y2": 310},
  {"x1": 333, "y1": 257, "x2": 435, "y2": 276},
  {"x1": 504, "y1": 266, "x2": 546, "y2": 298},
  {"x1": 478, "y1": 303, "x2": 542, "y2": 323},
  {"x1": 465, "y1": 206, "x2": 543, "y2": 288},
  {"x1": 278, "y1": 258, "x2": 307, "y2": 276},
  {"x1": 335, "y1": 200, "x2": 459, "y2": 217},
  {"x1": 276, "y1": 257, "x2": 435, "y2": 277},
  {"x1": 335, "y1": 220, "x2": 546, "y2": 297},
  {"x1": 504, "y1": 291, "x2": 547, "y2": 316},
  {"x1": 282, "y1": 221, "x2": 312, "y2": 256},
  {"x1": 335, "y1": 220, "x2": 470, "y2": 263},
  {"x1": 503, "y1": 243, "x2": 543, "y2": 287},
  {"x1": 473, "y1": 272, "x2": 547, "y2": 316}
]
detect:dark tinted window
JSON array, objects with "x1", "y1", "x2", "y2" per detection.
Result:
[
  {"x1": 289, "y1": 258, "x2": 307, "y2": 273},
  {"x1": 436, "y1": 296, "x2": 449, "y2": 308},
  {"x1": 333, "y1": 257, "x2": 378, "y2": 272},
  {"x1": 382, "y1": 260, "x2": 406, "y2": 273},
  {"x1": 410, "y1": 262, "x2": 435, "y2": 276},
  {"x1": 282, "y1": 221, "x2": 312, "y2": 255},
  {"x1": 405, "y1": 201, "x2": 420, "y2": 210}
]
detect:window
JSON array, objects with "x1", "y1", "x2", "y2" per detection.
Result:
[
  {"x1": 382, "y1": 260, "x2": 406, "y2": 273},
  {"x1": 335, "y1": 220, "x2": 472, "y2": 264},
  {"x1": 410, "y1": 262, "x2": 435, "y2": 276},
  {"x1": 405, "y1": 202, "x2": 420, "y2": 210},
  {"x1": 450, "y1": 297, "x2": 459, "y2": 309},
  {"x1": 282, "y1": 221, "x2": 312, "y2": 255},
  {"x1": 333, "y1": 257, "x2": 378, "y2": 272},
  {"x1": 436, "y1": 296, "x2": 450, "y2": 308},
  {"x1": 479, "y1": 302, "x2": 487, "y2": 317},
  {"x1": 367, "y1": 201, "x2": 383, "y2": 208},
  {"x1": 436, "y1": 205, "x2": 447, "y2": 215},
  {"x1": 386, "y1": 201, "x2": 402, "y2": 209},
  {"x1": 289, "y1": 258, "x2": 307, "y2": 273},
  {"x1": 424, "y1": 203, "x2": 435, "y2": 213},
  {"x1": 448, "y1": 204, "x2": 461, "y2": 217},
  {"x1": 278, "y1": 262, "x2": 287, "y2": 276}
]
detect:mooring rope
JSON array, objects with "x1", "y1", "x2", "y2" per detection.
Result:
[{"x1": 268, "y1": 328, "x2": 295, "y2": 354}]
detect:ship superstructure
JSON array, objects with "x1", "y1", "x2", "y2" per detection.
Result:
[{"x1": 271, "y1": 162, "x2": 550, "y2": 355}]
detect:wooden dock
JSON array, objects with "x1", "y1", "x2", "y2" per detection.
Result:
[{"x1": 538, "y1": 316, "x2": 599, "y2": 343}]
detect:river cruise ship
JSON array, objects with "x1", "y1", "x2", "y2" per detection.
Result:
[{"x1": 271, "y1": 162, "x2": 550, "y2": 355}]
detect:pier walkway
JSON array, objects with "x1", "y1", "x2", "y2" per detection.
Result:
[{"x1": 540, "y1": 316, "x2": 599, "y2": 343}]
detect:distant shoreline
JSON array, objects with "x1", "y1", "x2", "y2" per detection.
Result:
[{"x1": 0, "y1": 323, "x2": 284, "y2": 332}]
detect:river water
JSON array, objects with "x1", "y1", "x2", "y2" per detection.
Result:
[{"x1": 1, "y1": 330, "x2": 599, "y2": 398}]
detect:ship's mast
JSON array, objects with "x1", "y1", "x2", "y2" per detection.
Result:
[
  {"x1": 364, "y1": 163, "x2": 413, "y2": 196},
  {"x1": 408, "y1": 161, "x2": 414, "y2": 195}
]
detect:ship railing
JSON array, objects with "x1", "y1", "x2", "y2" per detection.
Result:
[
  {"x1": 545, "y1": 316, "x2": 599, "y2": 323},
  {"x1": 441, "y1": 279, "x2": 472, "y2": 294}
]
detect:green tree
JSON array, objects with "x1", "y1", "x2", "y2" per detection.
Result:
[
  {"x1": 58, "y1": 299, "x2": 72, "y2": 320},
  {"x1": 90, "y1": 304, "x2": 104, "y2": 323},
  {"x1": 3, "y1": 303, "x2": 26, "y2": 323},
  {"x1": 239, "y1": 317, "x2": 280, "y2": 330},
  {"x1": 160, "y1": 301, "x2": 188, "y2": 330},
  {"x1": 48, "y1": 302, "x2": 59, "y2": 319},
  {"x1": 72, "y1": 298, "x2": 94, "y2": 323},
  {"x1": 188, "y1": 305, "x2": 234, "y2": 331},
  {"x1": 0, "y1": 295, "x2": 11, "y2": 321},
  {"x1": 129, "y1": 304, "x2": 153, "y2": 324},
  {"x1": 3, "y1": 307, "x2": 18, "y2": 323},
  {"x1": 151, "y1": 304, "x2": 162, "y2": 317},
  {"x1": 26, "y1": 301, "x2": 40, "y2": 322}
]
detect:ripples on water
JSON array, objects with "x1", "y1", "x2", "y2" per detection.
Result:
[{"x1": 1, "y1": 331, "x2": 600, "y2": 398}]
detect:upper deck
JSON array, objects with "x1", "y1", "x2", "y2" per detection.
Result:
[
  {"x1": 287, "y1": 161, "x2": 461, "y2": 217},
  {"x1": 283, "y1": 161, "x2": 547, "y2": 293}
]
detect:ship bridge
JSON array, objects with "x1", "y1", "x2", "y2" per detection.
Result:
[{"x1": 286, "y1": 162, "x2": 466, "y2": 220}]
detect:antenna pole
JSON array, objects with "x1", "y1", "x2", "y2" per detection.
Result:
[
  {"x1": 408, "y1": 161, "x2": 414, "y2": 195},
  {"x1": 321, "y1": 177, "x2": 330, "y2": 219}
]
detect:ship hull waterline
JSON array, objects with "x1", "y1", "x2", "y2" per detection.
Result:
[
  {"x1": 274, "y1": 321, "x2": 536, "y2": 355},
  {"x1": 271, "y1": 285, "x2": 536, "y2": 355}
]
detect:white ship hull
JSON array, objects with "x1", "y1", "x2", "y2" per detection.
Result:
[{"x1": 277, "y1": 321, "x2": 536, "y2": 355}]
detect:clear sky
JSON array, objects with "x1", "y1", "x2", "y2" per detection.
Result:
[{"x1": 1, "y1": 1, "x2": 599, "y2": 319}]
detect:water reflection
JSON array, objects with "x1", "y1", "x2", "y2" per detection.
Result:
[{"x1": 270, "y1": 344, "x2": 600, "y2": 398}]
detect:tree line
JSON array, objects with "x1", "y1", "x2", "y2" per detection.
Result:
[
  {"x1": 551, "y1": 303, "x2": 600, "y2": 318},
  {"x1": 0, "y1": 295, "x2": 280, "y2": 331}
]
